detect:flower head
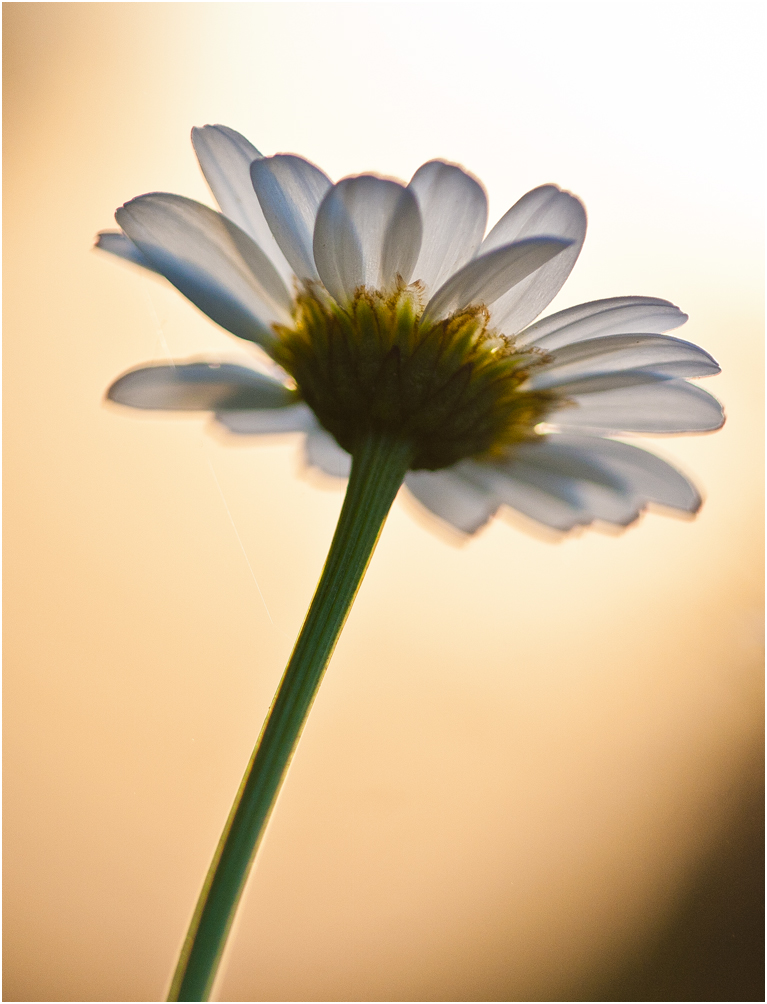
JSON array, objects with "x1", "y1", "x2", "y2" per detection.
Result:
[{"x1": 99, "y1": 125, "x2": 724, "y2": 534}]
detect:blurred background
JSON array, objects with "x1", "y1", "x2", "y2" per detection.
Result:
[{"x1": 3, "y1": 3, "x2": 763, "y2": 1001}]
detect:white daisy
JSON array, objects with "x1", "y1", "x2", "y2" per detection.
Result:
[{"x1": 98, "y1": 124, "x2": 724, "y2": 535}]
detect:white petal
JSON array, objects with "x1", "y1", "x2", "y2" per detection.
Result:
[
  {"x1": 95, "y1": 230, "x2": 162, "y2": 275},
  {"x1": 560, "y1": 482, "x2": 641, "y2": 525},
  {"x1": 107, "y1": 362, "x2": 296, "y2": 411},
  {"x1": 304, "y1": 428, "x2": 352, "y2": 478},
  {"x1": 312, "y1": 176, "x2": 422, "y2": 304},
  {"x1": 484, "y1": 446, "x2": 624, "y2": 490},
  {"x1": 422, "y1": 237, "x2": 572, "y2": 325},
  {"x1": 505, "y1": 464, "x2": 640, "y2": 524},
  {"x1": 527, "y1": 334, "x2": 721, "y2": 391},
  {"x1": 407, "y1": 161, "x2": 487, "y2": 295},
  {"x1": 493, "y1": 478, "x2": 585, "y2": 530},
  {"x1": 457, "y1": 432, "x2": 702, "y2": 531},
  {"x1": 116, "y1": 194, "x2": 293, "y2": 348},
  {"x1": 216, "y1": 402, "x2": 317, "y2": 434},
  {"x1": 503, "y1": 434, "x2": 700, "y2": 519},
  {"x1": 457, "y1": 460, "x2": 586, "y2": 531},
  {"x1": 516, "y1": 296, "x2": 688, "y2": 350},
  {"x1": 549, "y1": 378, "x2": 725, "y2": 434},
  {"x1": 192, "y1": 125, "x2": 293, "y2": 284},
  {"x1": 250, "y1": 154, "x2": 332, "y2": 282},
  {"x1": 404, "y1": 469, "x2": 497, "y2": 534},
  {"x1": 462, "y1": 450, "x2": 616, "y2": 530},
  {"x1": 480, "y1": 186, "x2": 587, "y2": 334},
  {"x1": 528, "y1": 435, "x2": 701, "y2": 513},
  {"x1": 538, "y1": 370, "x2": 684, "y2": 395}
]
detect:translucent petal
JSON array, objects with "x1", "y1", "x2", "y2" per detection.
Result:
[
  {"x1": 94, "y1": 231, "x2": 162, "y2": 275},
  {"x1": 250, "y1": 154, "x2": 332, "y2": 282},
  {"x1": 517, "y1": 296, "x2": 688, "y2": 350},
  {"x1": 216, "y1": 403, "x2": 317, "y2": 434},
  {"x1": 561, "y1": 482, "x2": 641, "y2": 525},
  {"x1": 526, "y1": 435, "x2": 701, "y2": 512},
  {"x1": 536, "y1": 370, "x2": 684, "y2": 395},
  {"x1": 116, "y1": 194, "x2": 293, "y2": 348},
  {"x1": 508, "y1": 465, "x2": 639, "y2": 524},
  {"x1": 457, "y1": 461, "x2": 586, "y2": 531},
  {"x1": 487, "y1": 445, "x2": 624, "y2": 490},
  {"x1": 404, "y1": 469, "x2": 497, "y2": 534},
  {"x1": 549, "y1": 378, "x2": 725, "y2": 434},
  {"x1": 312, "y1": 176, "x2": 422, "y2": 304},
  {"x1": 407, "y1": 160, "x2": 487, "y2": 295},
  {"x1": 480, "y1": 185, "x2": 587, "y2": 334},
  {"x1": 458, "y1": 429, "x2": 702, "y2": 530},
  {"x1": 494, "y1": 478, "x2": 586, "y2": 530},
  {"x1": 527, "y1": 334, "x2": 721, "y2": 391},
  {"x1": 463, "y1": 430, "x2": 699, "y2": 530},
  {"x1": 192, "y1": 124, "x2": 293, "y2": 284},
  {"x1": 107, "y1": 362, "x2": 297, "y2": 411},
  {"x1": 408, "y1": 427, "x2": 703, "y2": 535},
  {"x1": 304, "y1": 428, "x2": 352, "y2": 478},
  {"x1": 422, "y1": 237, "x2": 572, "y2": 325}
]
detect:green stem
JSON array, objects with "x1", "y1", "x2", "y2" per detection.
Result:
[{"x1": 168, "y1": 430, "x2": 414, "y2": 1002}]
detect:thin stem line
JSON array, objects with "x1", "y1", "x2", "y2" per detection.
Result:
[
  {"x1": 142, "y1": 284, "x2": 175, "y2": 367},
  {"x1": 168, "y1": 430, "x2": 414, "y2": 1002},
  {"x1": 206, "y1": 458, "x2": 273, "y2": 625}
]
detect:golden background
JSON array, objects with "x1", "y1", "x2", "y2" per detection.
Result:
[{"x1": 3, "y1": 3, "x2": 763, "y2": 1001}]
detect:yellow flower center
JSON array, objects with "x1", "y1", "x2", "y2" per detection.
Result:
[{"x1": 273, "y1": 283, "x2": 561, "y2": 470}]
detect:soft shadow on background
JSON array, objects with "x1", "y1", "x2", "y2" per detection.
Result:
[{"x1": 3, "y1": 3, "x2": 764, "y2": 1001}]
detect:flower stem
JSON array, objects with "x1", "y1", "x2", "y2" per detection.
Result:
[{"x1": 168, "y1": 430, "x2": 414, "y2": 1002}]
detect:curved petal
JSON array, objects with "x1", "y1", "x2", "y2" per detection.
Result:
[
  {"x1": 551, "y1": 480, "x2": 641, "y2": 525},
  {"x1": 312, "y1": 176, "x2": 422, "y2": 304},
  {"x1": 475, "y1": 472, "x2": 585, "y2": 531},
  {"x1": 527, "y1": 334, "x2": 721, "y2": 392},
  {"x1": 116, "y1": 194, "x2": 293, "y2": 348},
  {"x1": 407, "y1": 160, "x2": 487, "y2": 295},
  {"x1": 406, "y1": 427, "x2": 704, "y2": 536},
  {"x1": 107, "y1": 361, "x2": 297, "y2": 411},
  {"x1": 522, "y1": 435, "x2": 701, "y2": 513},
  {"x1": 192, "y1": 124, "x2": 293, "y2": 284},
  {"x1": 404, "y1": 469, "x2": 497, "y2": 534},
  {"x1": 95, "y1": 230, "x2": 162, "y2": 274},
  {"x1": 484, "y1": 446, "x2": 624, "y2": 490},
  {"x1": 532, "y1": 370, "x2": 680, "y2": 395},
  {"x1": 516, "y1": 296, "x2": 688, "y2": 350},
  {"x1": 507, "y1": 467, "x2": 640, "y2": 525},
  {"x1": 515, "y1": 440, "x2": 691, "y2": 522},
  {"x1": 422, "y1": 237, "x2": 572, "y2": 325},
  {"x1": 304, "y1": 428, "x2": 352, "y2": 478},
  {"x1": 480, "y1": 185, "x2": 587, "y2": 334},
  {"x1": 250, "y1": 154, "x2": 332, "y2": 282},
  {"x1": 549, "y1": 378, "x2": 725, "y2": 434},
  {"x1": 459, "y1": 456, "x2": 597, "y2": 530},
  {"x1": 216, "y1": 402, "x2": 317, "y2": 434},
  {"x1": 461, "y1": 432, "x2": 700, "y2": 530}
]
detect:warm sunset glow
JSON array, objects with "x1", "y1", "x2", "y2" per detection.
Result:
[{"x1": 3, "y1": 4, "x2": 763, "y2": 1002}]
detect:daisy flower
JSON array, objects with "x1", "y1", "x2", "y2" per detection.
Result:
[
  {"x1": 97, "y1": 125, "x2": 724, "y2": 1002},
  {"x1": 99, "y1": 124, "x2": 723, "y2": 537}
]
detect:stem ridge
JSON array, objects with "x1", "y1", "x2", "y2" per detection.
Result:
[{"x1": 169, "y1": 431, "x2": 413, "y2": 1001}]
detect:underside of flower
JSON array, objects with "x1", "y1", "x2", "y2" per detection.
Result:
[
  {"x1": 99, "y1": 123, "x2": 725, "y2": 535},
  {"x1": 95, "y1": 124, "x2": 728, "y2": 1004},
  {"x1": 274, "y1": 283, "x2": 561, "y2": 470}
]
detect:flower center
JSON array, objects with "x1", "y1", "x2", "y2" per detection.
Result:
[{"x1": 273, "y1": 283, "x2": 561, "y2": 470}]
